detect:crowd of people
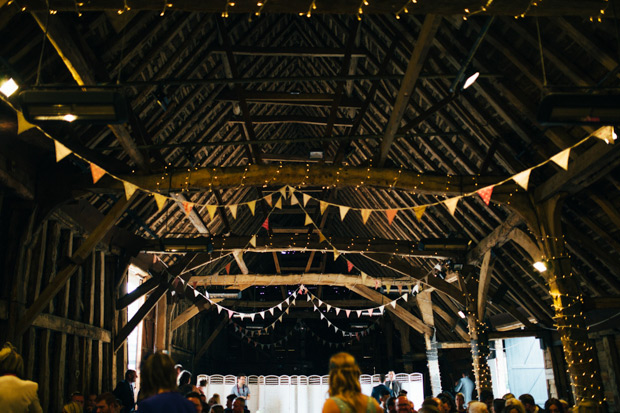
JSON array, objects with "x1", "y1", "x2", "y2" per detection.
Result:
[{"x1": 0, "y1": 342, "x2": 583, "y2": 413}]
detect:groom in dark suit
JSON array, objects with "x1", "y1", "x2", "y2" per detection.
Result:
[
  {"x1": 113, "y1": 369, "x2": 137, "y2": 413},
  {"x1": 385, "y1": 370, "x2": 402, "y2": 397}
]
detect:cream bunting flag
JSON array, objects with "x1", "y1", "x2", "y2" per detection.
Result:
[
  {"x1": 123, "y1": 181, "x2": 138, "y2": 200},
  {"x1": 386, "y1": 209, "x2": 397, "y2": 225},
  {"x1": 269, "y1": 307, "x2": 275, "y2": 316},
  {"x1": 335, "y1": 307, "x2": 340, "y2": 315},
  {"x1": 265, "y1": 194, "x2": 273, "y2": 207},
  {"x1": 207, "y1": 204, "x2": 217, "y2": 220},
  {"x1": 275, "y1": 197, "x2": 282, "y2": 209},
  {"x1": 290, "y1": 193, "x2": 299, "y2": 205},
  {"x1": 550, "y1": 148, "x2": 570, "y2": 170},
  {"x1": 390, "y1": 300, "x2": 397, "y2": 308},
  {"x1": 513, "y1": 169, "x2": 532, "y2": 190},
  {"x1": 228, "y1": 204, "x2": 238, "y2": 219},
  {"x1": 17, "y1": 111, "x2": 35, "y2": 134},
  {"x1": 247, "y1": 200, "x2": 256, "y2": 215},
  {"x1": 445, "y1": 196, "x2": 460, "y2": 216},
  {"x1": 477, "y1": 185, "x2": 494, "y2": 206},
  {"x1": 303, "y1": 193, "x2": 311, "y2": 207},
  {"x1": 345, "y1": 309, "x2": 351, "y2": 318},
  {"x1": 356, "y1": 310, "x2": 362, "y2": 318},
  {"x1": 304, "y1": 213, "x2": 313, "y2": 226},
  {"x1": 593, "y1": 125, "x2": 615, "y2": 144},
  {"x1": 333, "y1": 248, "x2": 340, "y2": 261},
  {"x1": 414, "y1": 205, "x2": 426, "y2": 222},
  {"x1": 288, "y1": 186, "x2": 295, "y2": 200},
  {"x1": 402, "y1": 293, "x2": 408, "y2": 301},
  {"x1": 154, "y1": 193, "x2": 167, "y2": 211},
  {"x1": 339, "y1": 205, "x2": 350, "y2": 221},
  {"x1": 361, "y1": 209, "x2": 371, "y2": 224},
  {"x1": 250, "y1": 235, "x2": 257, "y2": 247},
  {"x1": 361, "y1": 272, "x2": 367, "y2": 283},
  {"x1": 320, "y1": 201, "x2": 328, "y2": 215},
  {"x1": 279, "y1": 186, "x2": 287, "y2": 199},
  {"x1": 90, "y1": 163, "x2": 106, "y2": 183},
  {"x1": 55, "y1": 140, "x2": 72, "y2": 162}
]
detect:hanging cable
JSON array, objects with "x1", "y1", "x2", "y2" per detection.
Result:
[
  {"x1": 535, "y1": 17, "x2": 548, "y2": 94},
  {"x1": 35, "y1": 0, "x2": 51, "y2": 86}
]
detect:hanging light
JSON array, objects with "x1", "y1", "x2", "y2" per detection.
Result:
[
  {"x1": 533, "y1": 261, "x2": 547, "y2": 273},
  {"x1": 462, "y1": 72, "x2": 480, "y2": 90},
  {"x1": 458, "y1": 310, "x2": 466, "y2": 319},
  {"x1": 0, "y1": 77, "x2": 18, "y2": 97}
]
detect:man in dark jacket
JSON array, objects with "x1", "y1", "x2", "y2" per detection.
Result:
[{"x1": 113, "y1": 370, "x2": 137, "y2": 413}]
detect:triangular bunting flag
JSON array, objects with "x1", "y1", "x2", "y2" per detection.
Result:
[
  {"x1": 335, "y1": 307, "x2": 340, "y2": 315},
  {"x1": 477, "y1": 185, "x2": 494, "y2": 206},
  {"x1": 154, "y1": 193, "x2": 167, "y2": 211},
  {"x1": 345, "y1": 309, "x2": 351, "y2": 318},
  {"x1": 217, "y1": 304, "x2": 223, "y2": 314},
  {"x1": 374, "y1": 280, "x2": 380, "y2": 290},
  {"x1": 334, "y1": 326, "x2": 338, "y2": 333},
  {"x1": 265, "y1": 194, "x2": 273, "y2": 207},
  {"x1": 275, "y1": 197, "x2": 282, "y2": 209},
  {"x1": 290, "y1": 193, "x2": 299, "y2": 205},
  {"x1": 277, "y1": 303, "x2": 283, "y2": 311},
  {"x1": 320, "y1": 201, "x2": 328, "y2": 215},
  {"x1": 386, "y1": 209, "x2": 397, "y2": 225},
  {"x1": 513, "y1": 169, "x2": 532, "y2": 191},
  {"x1": 279, "y1": 186, "x2": 287, "y2": 199},
  {"x1": 250, "y1": 235, "x2": 257, "y2": 247},
  {"x1": 285, "y1": 307, "x2": 289, "y2": 314},
  {"x1": 227, "y1": 309, "x2": 234, "y2": 319},
  {"x1": 445, "y1": 196, "x2": 460, "y2": 216},
  {"x1": 397, "y1": 285, "x2": 402, "y2": 294},
  {"x1": 593, "y1": 126, "x2": 615, "y2": 144},
  {"x1": 339, "y1": 206, "x2": 350, "y2": 221},
  {"x1": 285, "y1": 297, "x2": 290, "y2": 305},
  {"x1": 262, "y1": 218, "x2": 269, "y2": 231},
  {"x1": 304, "y1": 214, "x2": 313, "y2": 226},
  {"x1": 260, "y1": 311, "x2": 265, "y2": 319},
  {"x1": 303, "y1": 193, "x2": 310, "y2": 206},
  {"x1": 225, "y1": 262, "x2": 231, "y2": 275},
  {"x1": 247, "y1": 200, "x2": 256, "y2": 216},
  {"x1": 361, "y1": 272, "x2": 367, "y2": 283},
  {"x1": 183, "y1": 201, "x2": 194, "y2": 215},
  {"x1": 288, "y1": 186, "x2": 295, "y2": 200},
  {"x1": 361, "y1": 209, "x2": 372, "y2": 224},
  {"x1": 402, "y1": 293, "x2": 409, "y2": 301},
  {"x1": 356, "y1": 310, "x2": 362, "y2": 318},
  {"x1": 318, "y1": 299, "x2": 323, "y2": 307},
  {"x1": 326, "y1": 304, "x2": 332, "y2": 312},
  {"x1": 17, "y1": 111, "x2": 35, "y2": 134},
  {"x1": 551, "y1": 148, "x2": 570, "y2": 170},
  {"x1": 379, "y1": 305, "x2": 385, "y2": 314},
  {"x1": 90, "y1": 163, "x2": 106, "y2": 184},
  {"x1": 54, "y1": 140, "x2": 72, "y2": 162},
  {"x1": 333, "y1": 248, "x2": 340, "y2": 261},
  {"x1": 414, "y1": 205, "x2": 426, "y2": 222},
  {"x1": 228, "y1": 204, "x2": 238, "y2": 219},
  {"x1": 319, "y1": 232, "x2": 327, "y2": 243},
  {"x1": 347, "y1": 260, "x2": 354, "y2": 273},
  {"x1": 123, "y1": 181, "x2": 138, "y2": 200},
  {"x1": 386, "y1": 284, "x2": 391, "y2": 294},
  {"x1": 313, "y1": 305, "x2": 318, "y2": 312},
  {"x1": 207, "y1": 204, "x2": 217, "y2": 220},
  {"x1": 390, "y1": 300, "x2": 397, "y2": 308},
  {"x1": 320, "y1": 313, "x2": 325, "y2": 320},
  {"x1": 250, "y1": 313, "x2": 255, "y2": 321},
  {"x1": 269, "y1": 307, "x2": 275, "y2": 316}
]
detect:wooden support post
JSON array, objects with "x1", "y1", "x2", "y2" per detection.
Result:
[
  {"x1": 467, "y1": 314, "x2": 493, "y2": 396},
  {"x1": 417, "y1": 290, "x2": 442, "y2": 395},
  {"x1": 154, "y1": 291, "x2": 168, "y2": 352}
]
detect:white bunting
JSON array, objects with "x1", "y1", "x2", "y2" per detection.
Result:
[
  {"x1": 326, "y1": 304, "x2": 332, "y2": 312},
  {"x1": 339, "y1": 205, "x2": 350, "y2": 221},
  {"x1": 402, "y1": 293, "x2": 408, "y2": 301},
  {"x1": 512, "y1": 169, "x2": 532, "y2": 191},
  {"x1": 217, "y1": 304, "x2": 223, "y2": 314},
  {"x1": 307, "y1": 294, "x2": 311, "y2": 302},
  {"x1": 285, "y1": 297, "x2": 290, "y2": 305},
  {"x1": 445, "y1": 196, "x2": 461, "y2": 216},
  {"x1": 390, "y1": 301, "x2": 397, "y2": 308},
  {"x1": 379, "y1": 305, "x2": 385, "y2": 314},
  {"x1": 335, "y1": 308, "x2": 341, "y2": 315},
  {"x1": 303, "y1": 193, "x2": 311, "y2": 206},
  {"x1": 55, "y1": 140, "x2": 72, "y2": 162},
  {"x1": 269, "y1": 307, "x2": 275, "y2": 316},
  {"x1": 260, "y1": 311, "x2": 265, "y2": 319},
  {"x1": 250, "y1": 313, "x2": 256, "y2": 321},
  {"x1": 318, "y1": 299, "x2": 323, "y2": 307},
  {"x1": 250, "y1": 235, "x2": 257, "y2": 247},
  {"x1": 345, "y1": 310, "x2": 351, "y2": 318},
  {"x1": 277, "y1": 303, "x2": 283, "y2": 311},
  {"x1": 551, "y1": 148, "x2": 570, "y2": 170},
  {"x1": 356, "y1": 310, "x2": 362, "y2": 318}
]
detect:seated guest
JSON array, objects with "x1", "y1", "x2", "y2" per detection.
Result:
[
  {"x1": 231, "y1": 375, "x2": 250, "y2": 400},
  {"x1": 71, "y1": 391, "x2": 85, "y2": 408},
  {"x1": 468, "y1": 401, "x2": 488, "y2": 413},
  {"x1": 420, "y1": 397, "x2": 440, "y2": 413},
  {"x1": 224, "y1": 394, "x2": 236, "y2": 413},
  {"x1": 437, "y1": 393, "x2": 454, "y2": 413},
  {"x1": 0, "y1": 342, "x2": 43, "y2": 412},
  {"x1": 208, "y1": 393, "x2": 221, "y2": 406},
  {"x1": 455, "y1": 393, "x2": 466, "y2": 413},
  {"x1": 544, "y1": 398, "x2": 563, "y2": 413},
  {"x1": 95, "y1": 393, "x2": 122, "y2": 413},
  {"x1": 87, "y1": 393, "x2": 98, "y2": 413},
  {"x1": 480, "y1": 390, "x2": 494, "y2": 413},
  {"x1": 232, "y1": 397, "x2": 246, "y2": 413},
  {"x1": 384, "y1": 396, "x2": 396, "y2": 413},
  {"x1": 178, "y1": 370, "x2": 195, "y2": 395},
  {"x1": 321, "y1": 352, "x2": 383, "y2": 412},
  {"x1": 113, "y1": 370, "x2": 137, "y2": 413},
  {"x1": 494, "y1": 398, "x2": 506, "y2": 413},
  {"x1": 519, "y1": 394, "x2": 540, "y2": 413},
  {"x1": 395, "y1": 395, "x2": 414, "y2": 413},
  {"x1": 62, "y1": 401, "x2": 83, "y2": 413},
  {"x1": 186, "y1": 392, "x2": 203, "y2": 412},
  {"x1": 210, "y1": 406, "x2": 224, "y2": 413},
  {"x1": 137, "y1": 352, "x2": 196, "y2": 412},
  {"x1": 371, "y1": 374, "x2": 391, "y2": 403},
  {"x1": 505, "y1": 398, "x2": 526, "y2": 413}
]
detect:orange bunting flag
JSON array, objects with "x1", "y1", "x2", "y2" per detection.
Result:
[
  {"x1": 361, "y1": 209, "x2": 371, "y2": 224},
  {"x1": 55, "y1": 140, "x2": 72, "y2": 162},
  {"x1": 275, "y1": 197, "x2": 282, "y2": 209},
  {"x1": 333, "y1": 248, "x2": 340, "y2": 261},
  {"x1": 551, "y1": 148, "x2": 570, "y2": 170},
  {"x1": 290, "y1": 193, "x2": 299, "y2": 205},
  {"x1": 247, "y1": 200, "x2": 256, "y2": 215},
  {"x1": 414, "y1": 205, "x2": 426, "y2": 222},
  {"x1": 303, "y1": 193, "x2": 311, "y2": 207},
  {"x1": 593, "y1": 126, "x2": 615, "y2": 144},
  {"x1": 90, "y1": 163, "x2": 106, "y2": 183},
  {"x1": 445, "y1": 196, "x2": 460, "y2": 216},
  {"x1": 183, "y1": 201, "x2": 194, "y2": 214},
  {"x1": 228, "y1": 204, "x2": 238, "y2": 219},
  {"x1": 386, "y1": 209, "x2": 397, "y2": 225},
  {"x1": 154, "y1": 193, "x2": 167, "y2": 211},
  {"x1": 320, "y1": 201, "x2": 328, "y2": 215},
  {"x1": 123, "y1": 181, "x2": 138, "y2": 200},
  {"x1": 319, "y1": 232, "x2": 327, "y2": 243},
  {"x1": 17, "y1": 111, "x2": 35, "y2": 135},
  {"x1": 513, "y1": 169, "x2": 532, "y2": 190},
  {"x1": 304, "y1": 213, "x2": 313, "y2": 226},
  {"x1": 347, "y1": 260, "x2": 354, "y2": 273},
  {"x1": 264, "y1": 194, "x2": 273, "y2": 207},
  {"x1": 250, "y1": 235, "x2": 257, "y2": 247},
  {"x1": 279, "y1": 186, "x2": 287, "y2": 199},
  {"x1": 339, "y1": 206, "x2": 350, "y2": 221},
  {"x1": 477, "y1": 185, "x2": 494, "y2": 206},
  {"x1": 225, "y1": 262, "x2": 231, "y2": 275},
  {"x1": 207, "y1": 204, "x2": 217, "y2": 220},
  {"x1": 262, "y1": 218, "x2": 269, "y2": 231}
]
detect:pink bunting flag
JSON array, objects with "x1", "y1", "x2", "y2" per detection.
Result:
[
  {"x1": 477, "y1": 185, "x2": 494, "y2": 206},
  {"x1": 227, "y1": 309, "x2": 234, "y2": 319},
  {"x1": 374, "y1": 280, "x2": 380, "y2": 290},
  {"x1": 262, "y1": 218, "x2": 269, "y2": 231},
  {"x1": 386, "y1": 209, "x2": 397, "y2": 225},
  {"x1": 345, "y1": 309, "x2": 351, "y2": 318},
  {"x1": 225, "y1": 262, "x2": 231, "y2": 275},
  {"x1": 356, "y1": 310, "x2": 362, "y2": 318},
  {"x1": 347, "y1": 260, "x2": 354, "y2": 273},
  {"x1": 217, "y1": 304, "x2": 223, "y2": 314}
]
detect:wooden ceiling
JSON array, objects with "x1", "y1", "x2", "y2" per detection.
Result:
[{"x1": 1, "y1": 3, "x2": 619, "y2": 347}]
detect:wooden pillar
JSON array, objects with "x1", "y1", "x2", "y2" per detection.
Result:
[
  {"x1": 417, "y1": 290, "x2": 442, "y2": 395},
  {"x1": 155, "y1": 292, "x2": 168, "y2": 352},
  {"x1": 467, "y1": 314, "x2": 492, "y2": 395},
  {"x1": 534, "y1": 195, "x2": 603, "y2": 406}
]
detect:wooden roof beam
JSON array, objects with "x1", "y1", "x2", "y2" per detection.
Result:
[
  {"x1": 376, "y1": 14, "x2": 441, "y2": 167},
  {"x1": 228, "y1": 115, "x2": 354, "y2": 127},
  {"x1": 211, "y1": 46, "x2": 367, "y2": 57}
]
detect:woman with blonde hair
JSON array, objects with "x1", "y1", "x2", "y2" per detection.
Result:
[
  {"x1": 322, "y1": 352, "x2": 383, "y2": 413},
  {"x1": 62, "y1": 401, "x2": 83, "y2": 413}
]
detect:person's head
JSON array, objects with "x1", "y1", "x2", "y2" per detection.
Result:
[
  {"x1": 468, "y1": 401, "x2": 489, "y2": 413},
  {"x1": 380, "y1": 388, "x2": 391, "y2": 403},
  {"x1": 140, "y1": 352, "x2": 177, "y2": 398},
  {"x1": 70, "y1": 391, "x2": 85, "y2": 407},
  {"x1": 437, "y1": 393, "x2": 454, "y2": 413},
  {"x1": 87, "y1": 394, "x2": 97, "y2": 409},
  {"x1": 396, "y1": 395, "x2": 413, "y2": 412},
  {"x1": 186, "y1": 391, "x2": 203, "y2": 413},
  {"x1": 455, "y1": 393, "x2": 465, "y2": 409},
  {"x1": 232, "y1": 397, "x2": 245, "y2": 413},
  {"x1": 226, "y1": 394, "x2": 236, "y2": 408},
  {"x1": 544, "y1": 398, "x2": 563, "y2": 413},
  {"x1": 379, "y1": 373, "x2": 386, "y2": 383},
  {"x1": 210, "y1": 406, "x2": 224, "y2": 413},
  {"x1": 0, "y1": 342, "x2": 24, "y2": 377},
  {"x1": 175, "y1": 364, "x2": 183, "y2": 374},
  {"x1": 519, "y1": 394, "x2": 537, "y2": 412},
  {"x1": 62, "y1": 401, "x2": 83, "y2": 413},
  {"x1": 398, "y1": 390, "x2": 408, "y2": 397},
  {"x1": 503, "y1": 393, "x2": 516, "y2": 400},
  {"x1": 95, "y1": 393, "x2": 121, "y2": 413},
  {"x1": 387, "y1": 370, "x2": 396, "y2": 381},
  {"x1": 421, "y1": 397, "x2": 440, "y2": 413},
  {"x1": 125, "y1": 369, "x2": 137, "y2": 383},
  {"x1": 480, "y1": 389, "x2": 494, "y2": 410},
  {"x1": 179, "y1": 370, "x2": 192, "y2": 386},
  {"x1": 494, "y1": 398, "x2": 507, "y2": 413},
  {"x1": 327, "y1": 352, "x2": 361, "y2": 397},
  {"x1": 208, "y1": 393, "x2": 221, "y2": 405},
  {"x1": 237, "y1": 375, "x2": 246, "y2": 386},
  {"x1": 199, "y1": 379, "x2": 207, "y2": 387},
  {"x1": 386, "y1": 396, "x2": 396, "y2": 412},
  {"x1": 505, "y1": 397, "x2": 527, "y2": 413}
]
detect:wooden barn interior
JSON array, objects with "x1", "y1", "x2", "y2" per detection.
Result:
[{"x1": 1, "y1": 0, "x2": 619, "y2": 411}]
